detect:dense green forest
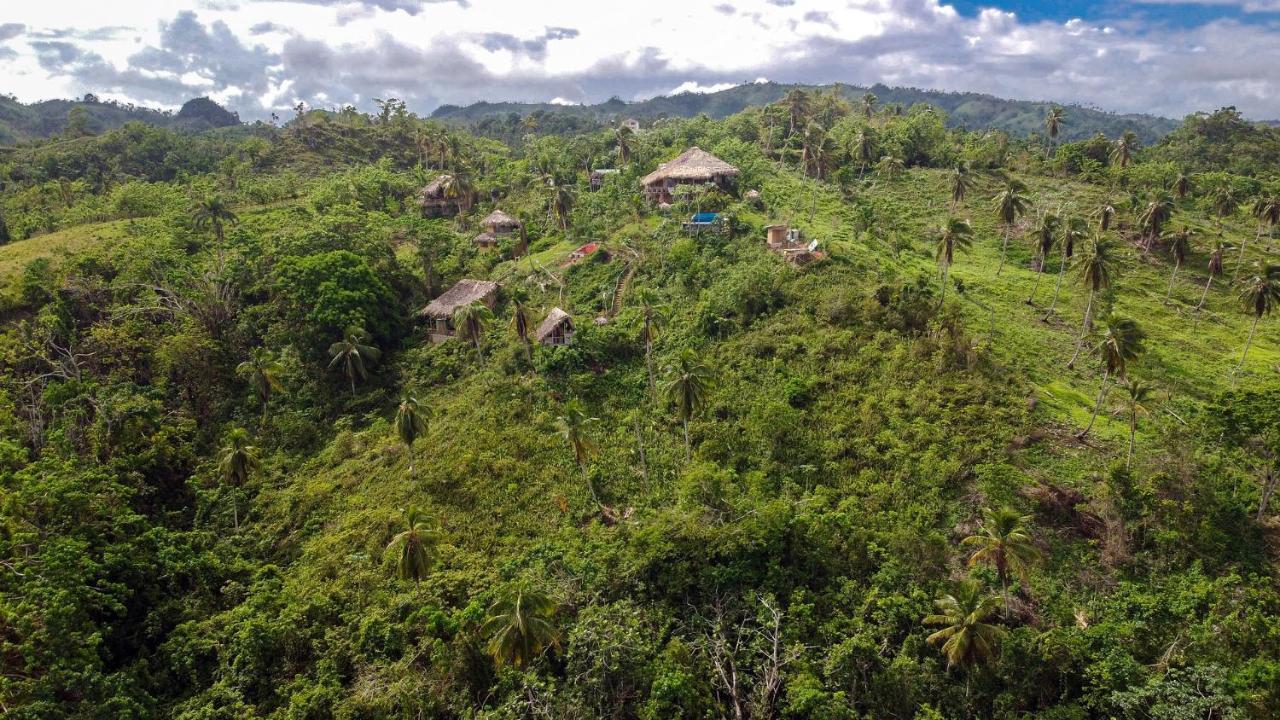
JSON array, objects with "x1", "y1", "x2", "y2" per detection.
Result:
[
  {"x1": 3, "y1": 87, "x2": 1280, "y2": 720},
  {"x1": 0, "y1": 95, "x2": 241, "y2": 146}
]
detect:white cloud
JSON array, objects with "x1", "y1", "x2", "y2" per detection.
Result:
[
  {"x1": 1, "y1": 0, "x2": 1280, "y2": 120},
  {"x1": 668, "y1": 80, "x2": 740, "y2": 95}
]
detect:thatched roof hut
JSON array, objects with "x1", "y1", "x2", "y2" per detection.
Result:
[
  {"x1": 420, "y1": 279, "x2": 499, "y2": 319},
  {"x1": 535, "y1": 307, "x2": 574, "y2": 346},
  {"x1": 481, "y1": 209, "x2": 521, "y2": 233},
  {"x1": 418, "y1": 175, "x2": 450, "y2": 200},
  {"x1": 417, "y1": 175, "x2": 460, "y2": 217},
  {"x1": 641, "y1": 147, "x2": 739, "y2": 203}
]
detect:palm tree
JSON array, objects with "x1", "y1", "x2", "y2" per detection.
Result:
[
  {"x1": 1138, "y1": 192, "x2": 1174, "y2": 250},
  {"x1": 666, "y1": 350, "x2": 713, "y2": 462},
  {"x1": 783, "y1": 88, "x2": 811, "y2": 136},
  {"x1": 1163, "y1": 226, "x2": 1193, "y2": 303},
  {"x1": 992, "y1": 177, "x2": 1031, "y2": 275},
  {"x1": 1027, "y1": 209, "x2": 1060, "y2": 304},
  {"x1": 508, "y1": 291, "x2": 534, "y2": 361},
  {"x1": 395, "y1": 395, "x2": 428, "y2": 476},
  {"x1": 542, "y1": 175, "x2": 575, "y2": 231},
  {"x1": 218, "y1": 428, "x2": 260, "y2": 531},
  {"x1": 935, "y1": 217, "x2": 974, "y2": 304},
  {"x1": 328, "y1": 326, "x2": 381, "y2": 397},
  {"x1": 923, "y1": 580, "x2": 1005, "y2": 671},
  {"x1": 1194, "y1": 240, "x2": 1230, "y2": 322},
  {"x1": 1241, "y1": 195, "x2": 1280, "y2": 282},
  {"x1": 192, "y1": 195, "x2": 238, "y2": 247},
  {"x1": 636, "y1": 288, "x2": 666, "y2": 396},
  {"x1": 1172, "y1": 171, "x2": 1192, "y2": 200},
  {"x1": 962, "y1": 506, "x2": 1040, "y2": 610},
  {"x1": 1044, "y1": 215, "x2": 1086, "y2": 321},
  {"x1": 555, "y1": 400, "x2": 599, "y2": 501},
  {"x1": 948, "y1": 163, "x2": 975, "y2": 213},
  {"x1": 1234, "y1": 265, "x2": 1280, "y2": 376},
  {"x1": 873, "y1": 155, "x2": 905, "y2": 184},
  {"x1": 615, "y1": 124, "x2": 634, "y2": 165},
  {"x1": 849, "y1": 127, "x2": 876, "y2": 178},
  {"x1": 453, "y1": 302, "x2": 493, "y2": 361},
  {"x1": 481, "y1": 587, "x2": 560, "y2": 669},
  {"x1": 861, "y1": 92, "x2": 877, "y2": 119},
  {"x1": 1110, "y1": 130, "x2": 1137, "y2": 169},
  {"x1": 1211, "y1": 184, "x2": 1240, "y2": 236},
  {"x1": 1067, "y1": 238, "x2": 1117, "y2": 368},
  {"x1": 236, "y1": 348, "x2": 284, "y2": 427},
  {"x1": 1044, "y1": 106, "x2": 1065, "y2": 159},
  {"x1": 1095, "y1": 199, "x2": 1117, "y2": 232},
  {"x1": 1118, "y1": 378, "x2": 1151, "y2": 468},
  {"x1": 442, "y1": 167, "x2": 476, "y2": 215},
  {"x1": 387, "y1": 507, "x2": 433, "y2": 583},
  {"x1": 1078, "y1": 314, "x2": 1146, "y2": 439}
]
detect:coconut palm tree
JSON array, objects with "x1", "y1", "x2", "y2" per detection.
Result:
[
  {"x1": 555, "y1": 400, "x2": 599, "y2": 501},
  {"x1": 218, "y1": 428, "x2": 260, "y2": 531},
  {"x1": 387, "y1": 507, "x2": 433, "y2": 583},
  {"x1": 935, "y1": 217, "x2": 974, "y2": 305},
  {"x1": 1044, "y1": 215, "x2": 1087, "y2": 321},
  {"x1": 441, "y1": 168, "x2": 476, "y2": 215},
  {"x1": 782, "y1": 88, "x2": 811, "y2": 136},
  {"x1": 1172, "y1": 171, "x2": 1192, "y2": 200},
  {"x1": 1234, "y1": 265, "x2": 1280, "y2": 376},
  {"x1": 481, "y1": 587, "x2": 560, "y2": 669},
  {"x1": 1194, "y1": 240, "x2": 1230, "y2": 323},
  {"x1": 615, "y1": 124, "x2": 634, "y2": 165},
  {"x1": 395, "y1": 395, "x2": 428, "y2": 475},
  {"x1": 1044, "y1": 106, "x2": 1065, "y2": 159},
  {"x1": 453, "y1": 302, "x2": 493, "y2": 361},
  {"x1": 666, "y1": 350, "x2": 713, "y2": 462},
  {"x1": 992, "y1": 177, "x2": 1031, "y2": 276},
  {"x1": 1138, "y1": 192, "x2": 1174, "y2": 251},
  {"x1": 1027, "y1": 209, "x2": 1060, "y2": 304},
  {"x1": 948, "y1": 163, "x2": 976, "y2": 213},
  {"x1": 923, "y1": 580, "x2": 1006, "y2": 671},
  {"x1": 236, "y1": 348, "x2": 284, "y2": 427},
  {"x1": 508, "y1": 290, "x2": 534, "y2": 361},
  {"x1": 1118, "y1": 378, "x2": 1151, "y2": 468},
  {"x1": 542, "y1": 174, "x2": 575, "y2": 231},
  {"x1": 849, "y1": 127, "x2": 876, "y2": 178},
  {"x1": 1163, "y1": 226, "x2": 1193, "y2": 303},
  {"x1": 192, "y1": 195, "x2": 238, "y2": 247},
  {"x1": 1110, "y1": 130, "x2": 1138, "y2": 169},
  {"x1": 1095, "y1": 198, "x2": 1118, "y2": 232},
  {"x1": 1067, "y1": 238, "x2": 1117, "y2": 368},
  {"x1": 636, "y1": 288, "x2": 666, "y2": 396},
  {"x1": 328, "y1": 326, "x2": 381, "y2": 397},
  {"x1": 1211, "y1": 184, "x2": 1240, "y2": 236},
  {"x1": 962, "y1": 506, "x2": 1040, "y2": 608},
  {"x1": 1078, "y1": 314, "x2": 1146, "y2": 439},
  {"x1": 861, "y1": 92, "x2": 877, "y2": 119},
  {"x1": 873, "y1": 155, "x2": 905, "y2": 184},
  {"x1": 1241, "y1": 195, "x2": 1280, "y2": 281}
]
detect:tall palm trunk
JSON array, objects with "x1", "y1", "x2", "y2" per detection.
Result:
[
  {"x1": 1234, "y1": 229, "x2": 1258, "y2": 283},
  {"x1": 1193, "y1": 276, "x2": 1214, "y2": 327},
  {"x1": 644, "y1": 333, "x2": 656, "y2": 398},
  {"x1": 1165, "y1": 258, "x2": 1182, "y2": 304},
  {"x1": 1027, "y1": 258, "x2": 1045, "y2": 305},
  {"x1": 939, "y1": 263, "x2": 950, "y2": 305},
  {"x1": 997, "y1": 226, "x2": 1011, "y2": 276},
  {"x1": 1068, "y1": 290, "x2": 1095, "y2": 368},
  {"x1": 1235, "y1": 314, "x2": 1262, "y2": 376},
  {"x1": 1127, "y1": 411, "x2": 1137, "y2": 468},
  {"x1": 634, "y1": 414, "x2": 648, "y2": 485},
  {"x1": 1043, "y1": 245, "x2": 1069, "y2": 321},
  {"x1": 1078, "y1": 368, "x2": 1112, "y2": 438},
  {"x1": 682, "y1": 418, "x2": 691, "y2": 462}
]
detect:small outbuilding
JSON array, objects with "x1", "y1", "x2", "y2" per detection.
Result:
[
  {"x1": 641, "y1": 147, "x2": 739, "y2": 204},
  {"x1": 589, "y1": 168, "x2": 620, "y2": 191},
  {"x1": 417, "y1": 175, "x2": 462, "y2": 218},
  {"x1": 535, "y1": 307, "x2": 574, "y2": 346},
  {"x1": 481, "y1": 209, "x2": 522, "y2": 236},
  {"x1": 419, "y1": 279, "x2": 500, "y2": 342}
]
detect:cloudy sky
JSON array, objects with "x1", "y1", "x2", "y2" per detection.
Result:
[{"x1": 1, "y1": 0, "x2": 1279, "y2": 121}]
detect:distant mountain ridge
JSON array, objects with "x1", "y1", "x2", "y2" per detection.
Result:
[
  {"x1": 0, "y1": 95, "x2": 240, "y2": 146},
  {"x1": 432, "y1": 81, "x2": 1183, "y2": 145}
]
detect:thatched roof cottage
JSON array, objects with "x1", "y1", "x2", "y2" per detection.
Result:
[
  {"x1": 480, "y1": 209, "x2": 522, "y2": 235},
  {"x1": 535, "y1": 307, "x2": 574, "y2": 346},
  {"x1": 641, "y1": 147, "x2": 739, "y2": 204},
  {"x1": 419, "y1": 279, "x2": 499, "y2": 342},
  {"x1": 417, "y1": 175, "x2": 461, "y2": 218}
]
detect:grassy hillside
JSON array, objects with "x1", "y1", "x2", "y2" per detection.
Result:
[{"x1": 2, "y1": 97, "x2": 1280, "y2": 720}]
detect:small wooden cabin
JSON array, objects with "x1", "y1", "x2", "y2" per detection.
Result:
[
  {"x1": 419, "y1": 279, "x2": 499, "y2": 342},
  {"x1": 535, "y1": 307, "x2": 574, "y2": 346},
  {"x1": 641, "y1": 147, "x2": 739, "y2": 204},
  {"x1": 417, "y1": 175, "x2": 461, "y2": 218}
]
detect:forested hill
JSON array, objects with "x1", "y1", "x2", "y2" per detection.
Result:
[
  {"x1": 432, "y1": 81, "x2": 1181, "y2": 144},
  {"x1": 4, "y1": 89, "x2": 1280, "y2": 719},
  {"x1": 0, "y1": 95, "x2": 240, "y2": 145}
]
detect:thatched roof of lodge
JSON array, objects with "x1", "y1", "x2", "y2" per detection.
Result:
[
  {"x1": 418, "y1": 174, "x2": 451, "y2": 202},
  {"x1": 420, "y1": 279, "x2": 499, "y2": 318},
  {"x1": 481, "y1": 209, "x2": 521, "y2": 228},
  {"x1": 535, "y1": 307, "x2": 573, "y2": 342},
  {"x1": 642, "y1": 147, "x2": 739, "y2": 186}
]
